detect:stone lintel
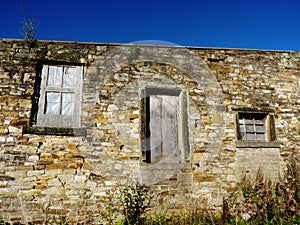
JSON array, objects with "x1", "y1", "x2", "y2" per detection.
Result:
[
  {"x1": 23, "y1": 126, "x2": 87, "y2": 137},
  {"x1": 236, "y1": 141, "x2": 280, "y2": 148}
]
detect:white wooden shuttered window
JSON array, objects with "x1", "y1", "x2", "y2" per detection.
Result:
[
  {"x1": 142, "y1": 88, "x2": 190, "y2": 164},
  {"x1": 36, "y1": 64, "x2": 83, "y2": 128}
]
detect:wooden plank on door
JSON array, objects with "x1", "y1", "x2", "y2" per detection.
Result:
[
  {"x1": 150, "y1": 95, "x2": 163, "y2": 162},
  {"x1": 150, "y1": 95, "x2": 180, "y2": 163}
]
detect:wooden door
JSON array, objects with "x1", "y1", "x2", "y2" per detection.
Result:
[{"x1": 149, "y1": 94, "x2": 180, "y2": 163}]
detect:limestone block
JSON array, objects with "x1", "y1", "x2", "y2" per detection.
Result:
[
  {"x1": 44, "y1": 169, "x2": 63, "y2": 177},
  {"x1": 41, "y1": 186, "x2": 64, "y2": 196},
  {"x1": 48, "y1": 178, "x2": 63, "y2": 187},
  {"x1": 28, "y1": 155, "x2": 39, "y2": 163},
  {"x1": 0, "y1": 126, "x2": 9, "y2": 134},
  {"x1": 27, "y1": 170, "x2": 45, "y2": 177}
]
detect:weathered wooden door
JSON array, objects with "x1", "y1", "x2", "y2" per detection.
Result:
[{"x1": 148, "y1": 94, "x2": 180, "y2": 163}]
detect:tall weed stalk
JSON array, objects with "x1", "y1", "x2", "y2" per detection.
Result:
[{"x1": 224, "y1": 155, "x2": 300, "y2": 225}]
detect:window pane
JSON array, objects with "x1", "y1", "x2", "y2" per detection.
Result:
[
  {"x1": 244, "y1": 119, "x2": 254, "y2": 124},
  {"x1": 238, "y1": 112, "x2": 270, "y2": 141},
  {"x1": 47, "y1": 66, "x2": 62, "y2": 87},
  {"x1": 45, "y1": 92, "x2": 60, "y2": 114},
  {"x1": 61, "y1": 93, "x2": 74, "y2": 115},
  {"x1": 256, "y1": 133, "x2": 265, "y2": 140},
  {"x1": 246, "y1": 124, "x2": 254, "y2": 132},
  {"x1": 254, "y1": 119, "x2": 264, "y2": 125},
  {"x1": 255, "y1": 125, "x2": 265, "y2": 132},
  {"x1": 240, "y1": 124, "x2": 245, "y2": 132},
  {"x1": 63, "y1": 67, "x2": 76, "y2": 88},
  {"x1": 241, "y1": 132, "x2": 246, "y2": 140},
  {"x1": 246, "y1": 133, "x2": 255, "y2": 140}
]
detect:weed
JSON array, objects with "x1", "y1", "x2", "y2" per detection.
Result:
[
  {"x1": 100, "y1": 180, "x2": 152, "y2": 225},
  {"x1": 20, "y1": 7, "x2": 38, "y2": 41},
  {"x1": 224, "y1": 154, "x2": 300, "y2": 225}
]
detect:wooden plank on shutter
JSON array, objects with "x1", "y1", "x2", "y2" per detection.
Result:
[
  {"x1": 236, "y1": 113, "x2": 242, "y2": 140},
  {"x1": 150, "y1": 95, "x2": 163, "y2": 162},
  {"x1": 269, "y1": 114, "x2": 276, "y2": 141},
  {"x1": 180, "y1": 90, "x2": 190, "y2": 161},
  {"x1": 36, "y1": 65, "x2": 49, "y2": 126},
  {"x1": 140, "y1": 89, "x2": 150, "y2": 162},
  {"x1": 71, "y1": 65, "x2": 83, "y2": 128},
  {"x1": 161, "y1": 95, "x2": 179, "y2": 163},
  {"x1": 150, "y1": 95, "x2": 180, "y2": 163}
]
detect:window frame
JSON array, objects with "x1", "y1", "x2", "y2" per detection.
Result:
[
  {"x1": 238, "y1": 112, "x2": 268, "y2": 141},
  {"x1": 233, "y1": 107, "x2": 279, "y2": 148},
  {"x1": 23, "y1": 62, "x2": 86, "y2": 137}
]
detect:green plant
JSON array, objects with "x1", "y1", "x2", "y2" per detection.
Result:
[
  {"x1": 0, "y1": 221, "x2": 34, "y2": 225},
  {"x1": 120, "y1": 181, "x2": 152, "y2": 225},
  {"x1": 57, "y1": 217, "x2": 68, "y2": 225},
  {"x1": 224, "y1": 154, "x2": 300, "y2": 225},
  {"x1": 100, "y1": 180, "x2": 152, "y2": 225},
  {"x1": 100, "y1": 191, "x2": 121, "y2": 224}
]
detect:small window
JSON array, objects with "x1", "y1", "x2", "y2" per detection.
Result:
[
  {"x1": 238, "y1": 113, "x2": 266, "y2": 141},
  {"x1": 34, "y1": 64, "x2": 83, "y2": 128},
  {"x1": 141, "y1": 88, "x2": 190, "y2": 164},
  {"x1": 236, "y1": 112, "x2": 276, "y2": 142}
]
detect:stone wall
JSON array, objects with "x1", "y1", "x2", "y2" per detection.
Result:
[{"x1": 0, "y1": 39, "x2": 299, "y2": 223}]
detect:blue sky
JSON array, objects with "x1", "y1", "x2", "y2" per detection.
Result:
[{"x1": 1, "y1": 0, "x2": 300, "y2": 50}]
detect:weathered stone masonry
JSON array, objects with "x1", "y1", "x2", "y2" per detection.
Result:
[{"x1": 0, "y1": 38, "x2": 299, "y2": 223}]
